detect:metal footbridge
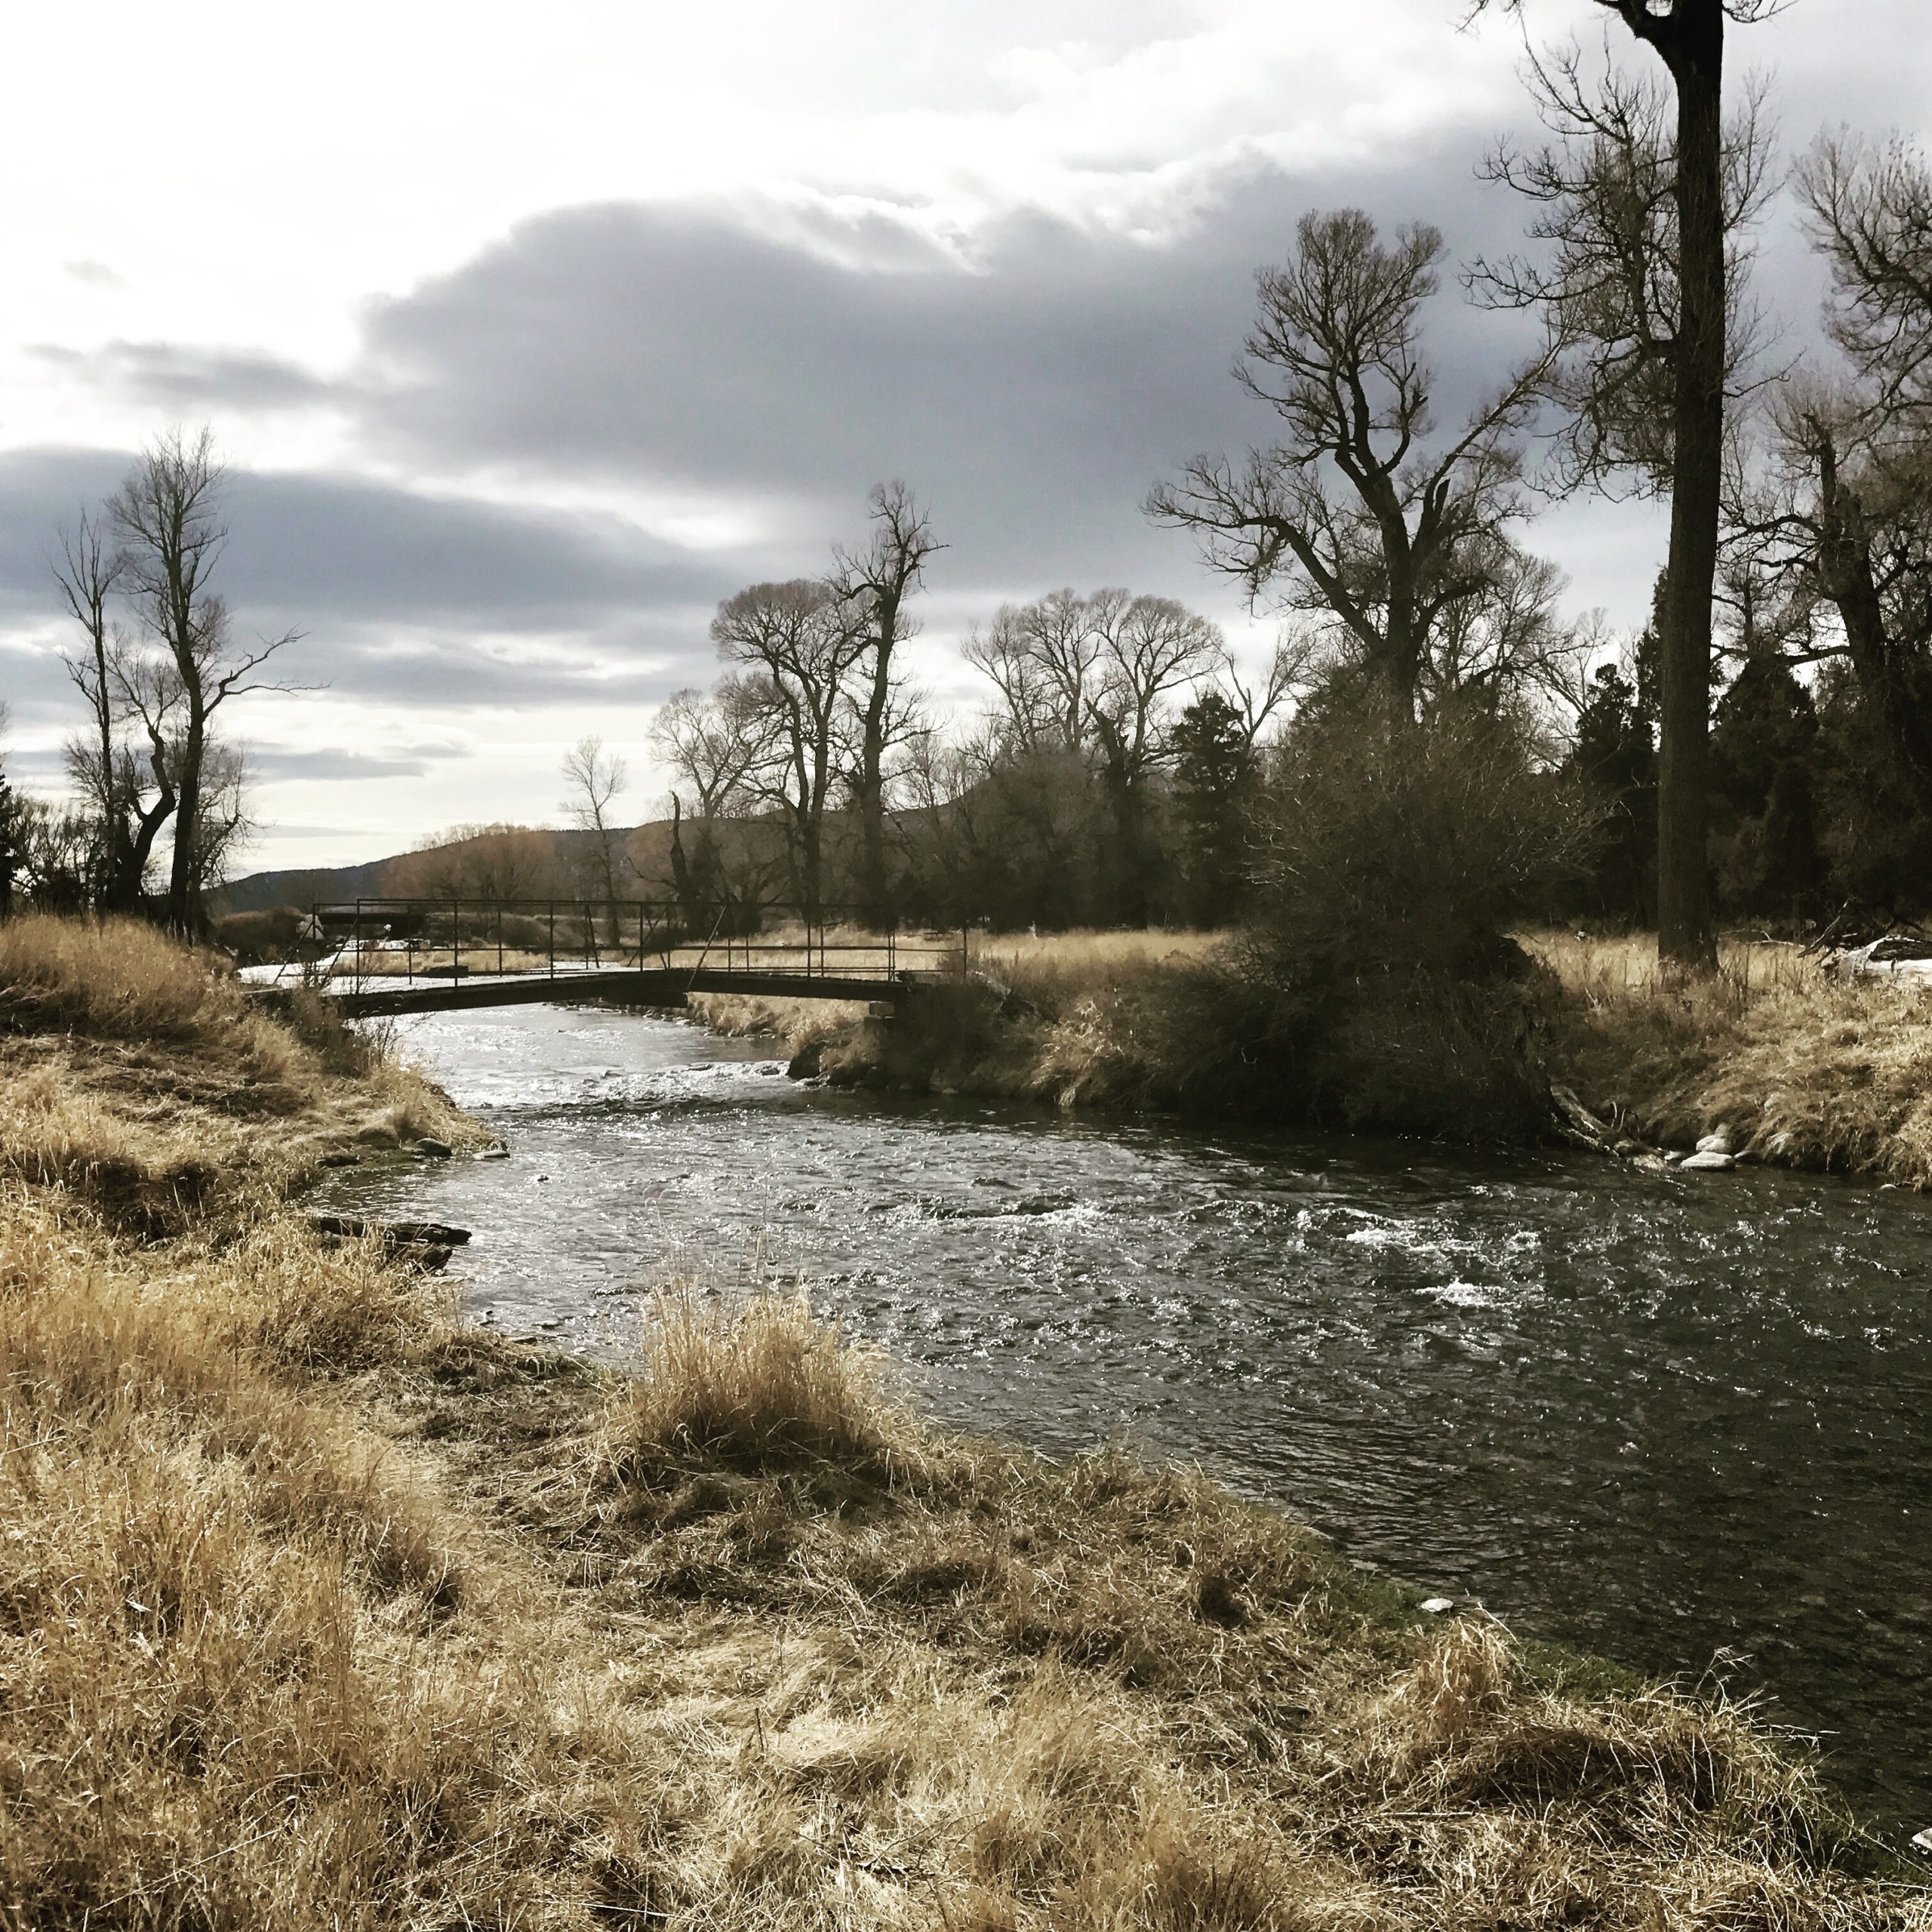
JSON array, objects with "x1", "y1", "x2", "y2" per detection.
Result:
[{"x1": 242, "y1": 897, "x2": 965, "y2": 1018}]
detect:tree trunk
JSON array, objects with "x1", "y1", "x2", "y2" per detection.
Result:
[
  {"x1": 1654, "y1": 5, "x2": 1724, "y2": 971},
  {"x1": 168, "y1": 706, "x2": 205, "y2": 934},
  {"x1": 858, "y1": 587, "x2": 897, "y2": 929}
]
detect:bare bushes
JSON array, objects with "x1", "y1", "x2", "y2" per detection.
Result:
[
  {"x1": 282, "y1": 983, "x2": 394, "y2": 1077},
  {"x1": 601, "y1": 1287, "x2": 914, "y2": 1477},
  {"x1": 1230, "y1": 702, "x2": 1594, "y2": 1140}
]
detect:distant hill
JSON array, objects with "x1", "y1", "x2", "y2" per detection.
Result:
[
  {"x1": 212, "y1": 859, "x2": 399, "y2": 915},
  {"x1": 214, "y1": 809, "x2": 885, "y2": 916},
  {"x1": 214, "y1": 819, "x2": 704, "y2": 914}
]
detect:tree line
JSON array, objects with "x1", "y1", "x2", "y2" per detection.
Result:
[{"x1": 642, "y1": 488, "x2": 1293, "y2": 934}]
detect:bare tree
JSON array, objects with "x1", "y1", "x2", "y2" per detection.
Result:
[
  {"x1": 964, "y1": 589, "x2": 1110, "y2": 758},
  {"x1": 832, "y1": 482, "x2": 943, "y2": 925},
  {"x1": 651, "y1": 683, "x2": 780, "y2": 923},
  {"x1": 109, "y1": 429, "x2": 299, "y2": 931},
  {"x1": 1801, "y1": 131, "x2": 1932, "y2": 424},
  {"x1": 961, "y1": 587, "x2": 1229, "y2": 922},
  {"x1": 51, "y1": 510, "x2": 180, "y2": 911},
  {"x1": 1472, "y1": 51, "x2": 1774, "y2": 489},
  {"x1": 560, "y1": 734, "x2": 630, "y2": 919},
  {"x1": 651, "y1": 685, "x2": 768, "y2": 819},
  {"x1": 1420, "y1": 543, "x2": 1598, "y2": 725},
  {"x1": 1088, "y1": 592, "x2": 1227, "y2": 921},
  {"x1": 184, "y1": 740, "x2": 255, "y2": 897},
  {"x1": 1147, "y1": 210, "x2": 1551, "y2": 728},
  {"x1": 1466, "y1": 0, "x2": 1783, "y2": 968},
  {"x1": 1727, "y1": 138, "x2": 1932, "y2": 814},
  {"x1": 710, "y1": 580, "x2": 869, "y2": 920}
]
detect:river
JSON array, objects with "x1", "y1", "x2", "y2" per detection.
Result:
[{"x1": 319, "y1": 999, "x2": 1932, "y2": 1834}]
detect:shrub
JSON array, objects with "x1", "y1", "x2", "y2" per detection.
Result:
[{"x1": 1223, "y1": 700, "x2": 1595, "y2": 1140}]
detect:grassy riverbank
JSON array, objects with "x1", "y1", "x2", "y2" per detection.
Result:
[
  {"x1": 696, "y1": 924, "x2": 1932, "y2": 1186},
  {"x1": 1527, "y1": 931, "x2": 1932, "y2": 1186},
  {"x1": 3, "y1": 916, "x2": 1923, "y2": 1924}
]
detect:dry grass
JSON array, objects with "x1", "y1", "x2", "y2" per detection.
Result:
[
  {"x1": 601, "y1": 1285, "x2": 913, "y2": 1476},
  {"x1": 1, "y1": 916, "x2": 1922, "y2": 1927},
  {"x1": 691, "y1": 930, "x2": 1235, "y2": 1112},
  {"x1": 1529, "y1": 929, "x2": 1932, "y2": 1184},
  {"x1": 0, "y1": 912, "x2": 239, "y2": 1040},
  {"x1": 973, "y1": 927, "x2": 1228, "y2": 981},
  {"x1": 0, "y1": 918, "x2": 484, "y2": 1222}
]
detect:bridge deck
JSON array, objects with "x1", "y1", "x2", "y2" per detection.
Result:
[{"x1": 264, "y1": 965, "x2": 937, "y2": 1019}]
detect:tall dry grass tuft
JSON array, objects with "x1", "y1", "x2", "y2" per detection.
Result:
[
  {"x1": 601, "y1": 1287, "x2": 915, "y2": 1477},
  {"x1": 0, "y1": 1189, "x2": 547, "y2": 1926},
  {"x1": 0, "y1": 912, "x2": 238, "y2": 1040}
]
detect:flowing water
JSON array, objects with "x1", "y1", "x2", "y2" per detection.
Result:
[{"x1": 321, "y1": 1001, "x2": 1932, "y2": 1833}]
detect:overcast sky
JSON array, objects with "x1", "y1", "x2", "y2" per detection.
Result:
[{"x1": 1, "y1": 0, "x2": 1926, "y2": 873}]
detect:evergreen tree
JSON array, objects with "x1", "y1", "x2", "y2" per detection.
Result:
[
  {"x1": 1566, "y1": 661, "x2": 1657, "y2": 924},
  {"x1": 1708, "y1": 645, "x2": 1826, "y2": 921},
  {"x1": 1171, "y1": 691, "x2": 1261, "y2": 925}
]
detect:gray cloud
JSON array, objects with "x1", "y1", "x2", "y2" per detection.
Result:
[
  {"x1": 215, "y1": 470, "x2": 722, "y2": 630},
  {"x1": 358, "y1": 175, "x2": 1344, "y2": 591},
  {"x1": 314, "y1": 623, "x2": 704, "y2": 709},
  {"x1": 343, "y1": 148, "x2": 1638, "y2": 602},
  {"x1": 249, "y1": 744, "x2": 466, "y2": 782},
  {"x1": 0, "y1": 449, "x2": 740, "y2": 713},
  {"x1": 30, "y1": 340, "x2": 335, "y2": 413}
]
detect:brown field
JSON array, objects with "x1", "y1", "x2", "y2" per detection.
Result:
[{"x1": 2, "y1": 915, "x2": 1922, "y2": 1926}]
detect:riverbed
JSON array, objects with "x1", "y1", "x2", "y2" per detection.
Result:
[{"x1": 321, "y1": 999, "x2": 1932, "y2": 1832}]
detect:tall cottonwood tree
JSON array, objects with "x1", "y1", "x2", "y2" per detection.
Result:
[
  {"x1": 710, "y1": 580, "x2": 869, "y2": 921},
  {"x1": 1469, "y1": 0, "x2": 1782, "y2": 968},
  {"x1": 832, "y1": 482, "x2": 942, "y2": 927},
  {"x1": 109, "y1": 429, "x2": 299, "y2": 931},
  {"x1": 1148, "y1": 210, "x2": 1550, "y2": 728},
  {"x1": 51, "y1": 510, "x2": 172, "y2": 912}
]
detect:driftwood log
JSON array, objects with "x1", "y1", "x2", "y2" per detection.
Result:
[{"x1": 306, "y1": 1211, "x2": 472, "y2": 1270}]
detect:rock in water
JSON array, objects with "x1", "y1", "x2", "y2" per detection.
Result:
[
  {"x1": 414, "y1": 1137, "x2": 454, "y2": 1159},
  {"x1": 1679, "y1": 1150, "x2": 1737, "y2": 1171},
  {"x1": 1695, "y1": 1131, "x2": 1734, "y2": 1155}
]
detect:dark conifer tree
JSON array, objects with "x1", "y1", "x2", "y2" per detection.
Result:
[
  {"x1": 1567, "y1": 663, "x2": 1657, "y2": 924},
  {"x1": 1171, "y1": 691, "x2": 1262, "y2": 926}
]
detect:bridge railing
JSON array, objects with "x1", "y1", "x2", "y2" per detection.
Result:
[{"x1": 296, "y1": 897, "x2": 967, "y2": 993}]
